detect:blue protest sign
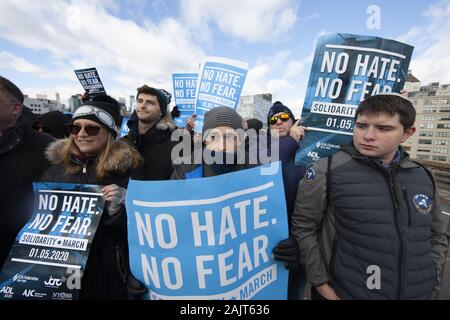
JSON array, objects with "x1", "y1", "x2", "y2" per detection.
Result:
[
  {"x1": 172, "y1": 73, "x2": 198, "y2": 127},
  {"x1": 119, "y1": 116, "x2": 130, "y2": 138},
  {"x1": 74, "y1": 67, "x2": 106, "y2": 95},
  {"x1": 0, "y1": 183, "x2": 105, "y2": 300},
  {"x1": 194, "y1": 57, "x2": 248, "y2": 133},
  {"x1": 295, "y1": 33, "x2": 413, "y2": 166},
  {"x1": 126, "y1": 163, "x2": 288, "y2": 300}
]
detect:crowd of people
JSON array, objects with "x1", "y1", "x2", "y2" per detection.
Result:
[{"x1": 0, "y1": 74, "x2": 448, "y2": 300}]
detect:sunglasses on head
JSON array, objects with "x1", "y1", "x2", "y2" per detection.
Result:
[
  {"x1": 67, "y1": 124, "x2": 102, "y2": 136},
  {"x1": 269, "y1": 113, "x2": 290, "y2": 125},
  {"x1": 32, "y1": 124, "x2": 52, "y2": 134}
]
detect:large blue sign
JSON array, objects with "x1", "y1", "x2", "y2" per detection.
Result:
[
  {"x1": 126, "y1": 164, "x2": 289, "y2": 300},
  {"x1": 194, "y1": 57, "x2": 248, "y2": 133},
  {"x1": 295, "y1": 33, "x2": 413, "y2": 166},
  {"x1": 0, "y1": 183, "x2": 105, "y2": 300},
  {"x1": 74, "y1": 67, "x2": 106, "y2": 95},
  {"x1": 172, "y1": 73, "x2": 198, "y2": 128},
  {"x1": 119, "y1": 116, "x2": 130, "y2": 138}
]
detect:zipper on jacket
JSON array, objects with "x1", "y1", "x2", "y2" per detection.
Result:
[
  {"x1": 402, "y1": 186, "x2": 412, "y2": 227},
  {"x1": 387, "y1": 170, "x2": 406, "y2": 299}
]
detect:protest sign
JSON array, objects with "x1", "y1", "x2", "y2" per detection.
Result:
[
  {"x1": 295, "y1": 33, "x2": 413, "y2": 166},
  {"x1": 172, "y1": 73, "x2": 198, "y2": 127},
  {"x1": 74, "y1": 67, "x2": 106, "y2": 95},
  {"x1": 126, "y1": 164, "x2": 288, "y2": 300},
  {"x1": 0, "y1": 183, "x2": 104, "y2": 300},
  {"x1": 194, "y1": 57, "x2": 248, "y2": 133}
]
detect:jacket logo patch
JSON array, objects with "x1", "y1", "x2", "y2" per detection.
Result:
[
  {"x1": 304, "y1": 167, "x2": 316, "y2": 183},
  {"x1": 413, "y1": 194, "x2": 432, "y2": 214}
]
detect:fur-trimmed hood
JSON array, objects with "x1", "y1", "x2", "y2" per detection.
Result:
[
  {"x1": 127, "y1": 111, "x2": 176, "y2": 135},
  {"x1": 45, "y1": 138, "x2": 142, "y2": 175}
]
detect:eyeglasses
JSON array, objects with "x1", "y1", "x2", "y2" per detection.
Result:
[
  {"x1": 269, "y1": 113, "x2": 290, "y2": 125},
  {"x1": 32, "y1": 124, "x2": 52, "y2": 134},
  {"x1": 67, "y1": 124, "x2": 102, "y2": 136}
]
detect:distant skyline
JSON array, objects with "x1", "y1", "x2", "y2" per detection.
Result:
[{"x1": 0, "y1": 0, "x2": 449, "y2": 116}]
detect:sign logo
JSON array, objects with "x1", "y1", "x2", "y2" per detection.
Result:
[
  {"x1": 304, "y1": 167, "x2": 316, "y2": 183},
  {"x1": 413, "y1": 194, "x2": 432, "y2": 214},
  {"x1": 44, "y1": 276, "x2": 63, "y2": 287}
]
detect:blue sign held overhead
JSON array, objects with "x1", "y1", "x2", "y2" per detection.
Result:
[
  {"x1": 172, "y1": 73, "x2": 198, "y2": 128},
  {"x1": 295, "y1": 33, "x2": 414, "y2": 166},
  {"x1": 194, "y1": 57, "x2": 248, "y2": 133},
  {"x1": 74, "y1": 67, "x2": 106, "y2": 95},
  {"x1": 126, "y1": 163, "x2": 289, "y2": 300}
]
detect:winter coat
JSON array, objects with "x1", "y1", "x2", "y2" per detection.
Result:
[
  {"x1": 122, "y1": 112, "x2": 178, "y2": 181},
  {"x1": 0, "y1": 116, "x2": 52, "y2": 268},
  {"x1": 41, "y1": 139, "x2": 141, "y2": 300},
  {"x1": 292, "y1": 144, "x2": 449, "y2": 299}
]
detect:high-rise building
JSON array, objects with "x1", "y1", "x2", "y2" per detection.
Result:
[
  {"x1": 129, "y1": 95, "x2": 135, "y2": 112},
  {"x1": 68, "y1": 95, "x2": 82, "y2": 112},
  {"x1": 402, "y1": 73, "x2": 450, "y2": 163},
  {"x1": 236, "y1": 93, "x2": 272, "y2": 127}
]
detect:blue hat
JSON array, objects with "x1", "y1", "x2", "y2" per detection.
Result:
[{"x1": 267, "y1": 101, "x2": 295, "y2": 125}]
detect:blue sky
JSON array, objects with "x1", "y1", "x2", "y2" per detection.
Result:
[{"x1": 0, "y1": 0, "x2": 449, "y2": 115}]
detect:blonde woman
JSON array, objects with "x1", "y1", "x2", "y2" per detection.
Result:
[{"x1": 41, "y1": 95, "x2": 141, "y2": 299}]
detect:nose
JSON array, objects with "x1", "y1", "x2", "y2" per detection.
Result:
[
  {"x1": 77, "y1": 127, "x2": 89, "y2": 137},
  {"x1": 363, "y1": 126, "x2": 376, "y2": 141}
]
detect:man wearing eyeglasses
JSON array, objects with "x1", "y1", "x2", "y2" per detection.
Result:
[
  {"x1": 266, "y1": 101, "x2": 309, "y2": 300},
  {"x1": 0, "y1": 76, "x2": 52, "y2": 269},
  {"x1": 122, "y1": 85, "x2": 178, "y2": 181}
]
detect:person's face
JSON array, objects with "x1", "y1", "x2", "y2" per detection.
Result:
[
  {"x1": 0, "y1": 92, "x2": 22, "y2": 131},
  {"x1": 136, "y1": 93, "x2": 162, "y2": 123},
  {"x1": 269, "y1": 112, "x2": 294, "y2": 137},
  {"x1": 204, "y1": 126, "x2": 241, "y2": 153},
  {"x1": 353, "y1": 112, "x2": 415, "y2": 164},
  {"x1": 70, "y1": 119, "x2": 110, "y2": 157}
]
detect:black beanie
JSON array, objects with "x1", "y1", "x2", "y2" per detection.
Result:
[
  {"x1": 267, "y1": 101, "x2": 295, "y2": 125},
  {"x1": 71, "y1": 100, "x2": 122, "y2": 138}
]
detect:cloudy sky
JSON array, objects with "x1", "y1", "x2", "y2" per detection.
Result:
[{"x1": 0, "y1": 0, "x2": 449, "y2": 115}]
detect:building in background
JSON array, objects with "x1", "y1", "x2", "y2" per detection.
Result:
[
  {"x1": 129, "y1": 95, "x2": 135, "y2": 112},
  {"x1": 402, "y1": 74, "x2": 450, "y2": 163},
  {"x1": 402, "y1": 71, "x2": 450, "y2": 201},
  {"x1": 24, "y1": 95, "x2": 66, "y2": 114},
  {"x1": 68, "y1": 94, "x2": 82, "y2": 112},
  {"x1": 237, "y1": 93, "x2": 272, "y2": 127}
]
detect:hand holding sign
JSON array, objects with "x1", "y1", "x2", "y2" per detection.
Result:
[
  {"x1": 102, "y1": 184, "x2": 126, "y2": 216},
  {"x1": 289, "y1": 120, "x2": 306, "y2": 142}
]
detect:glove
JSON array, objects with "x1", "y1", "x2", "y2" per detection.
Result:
[
  {"x1": 272, "y1": 237, "x2": 300, "y2": 271},
  {"x1": 102, "y1": 184, "x2": 126, "y2": 216},
  {"x1": 127, "y1": 274, "x2": 148, "y2": 300}
]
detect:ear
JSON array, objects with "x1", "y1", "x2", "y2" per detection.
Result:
[
  {"x1": 401, "y1": 126, "x2": 416, "y2": 143},
  {"x1": 10, "y1": 102, "x2": 23, "y2": 117}
]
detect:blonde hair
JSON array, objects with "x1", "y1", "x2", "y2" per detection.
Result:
[{"x1": 59, "y1": 134, "x2": 137, "y2": 179}]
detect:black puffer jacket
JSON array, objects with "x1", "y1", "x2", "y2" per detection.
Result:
[{"x1": 41, "y1": 139, "x2": 141, "y2": 300}]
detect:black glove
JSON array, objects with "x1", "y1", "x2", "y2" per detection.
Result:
[
  {"x1": 127, "y1": 274, "x2": 148, "y2": 300},
  {"x1": 272, "y1": 237, "x2": 300, "y2": 271}
]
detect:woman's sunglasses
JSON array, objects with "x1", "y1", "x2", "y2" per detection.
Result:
[
  {"x1": 67, "y1": 124, "x2": 101, "y2": 136},
  {"x1": 269, "y1": 113, "x2": 290, "y2": 125}
]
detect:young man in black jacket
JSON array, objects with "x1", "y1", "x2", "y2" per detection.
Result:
[{"x1": 290, "y1": 94, "x2": 448, "y2": 299}]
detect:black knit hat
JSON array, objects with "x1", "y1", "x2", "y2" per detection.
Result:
[
  {"x1": 203, "y1": 107, "x2": 244, "y2": 134},
  {"x1": 267, "y1": 101, "x2": 295, "y2": 125},
  {"x1": 71, "y1": 99, "x2": 122, "y2": 138}
]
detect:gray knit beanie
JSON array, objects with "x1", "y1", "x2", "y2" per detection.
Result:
[{"x1": 202, "y1": 107, "x2": 244, "y2": 134}]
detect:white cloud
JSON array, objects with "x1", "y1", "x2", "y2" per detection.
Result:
[
  {"x1": 0, "y1": 51, "x2": 44, "y2": 74},
  {"x1": 181, "y1": 0, "x2": 297, "y2": 43},
  {"x1": 398, "y1": 1, "x2": 450, "y2": 84},
  {"x1": 0, "y1": 0, "x2": 206, "y2": 102}
]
